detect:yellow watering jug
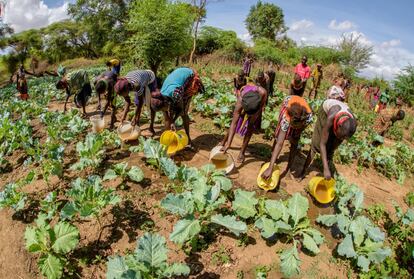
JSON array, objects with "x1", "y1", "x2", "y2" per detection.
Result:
[
  {"x1": 257, "y1": 163, "x2": 280, "y2": 191},
  {"x1": 308, "y1": 177, "x2": 336, "y2": 204},
  {"x1": 160, "y1": 130, "x2": 188, "y2": 155}
]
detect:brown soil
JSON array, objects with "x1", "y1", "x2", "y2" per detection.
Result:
[{"x1": 0, "y1": 97, "x2": 412, "y2": 279}]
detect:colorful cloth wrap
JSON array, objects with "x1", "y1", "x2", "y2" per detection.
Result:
[
  {"x1": 274, "y1": 95, "x2": 313, "y2": 140},
  {"x1": 235, "y1": 84, "x2": 262, "y2": 136}
]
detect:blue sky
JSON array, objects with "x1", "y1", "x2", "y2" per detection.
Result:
[{"x1": 4, "y1": 0, "x2": 414, "y2": 79}]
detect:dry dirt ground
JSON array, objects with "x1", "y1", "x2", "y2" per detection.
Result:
[{"x1": 0, "y1": 97, "x2": 412, "y2": 279}]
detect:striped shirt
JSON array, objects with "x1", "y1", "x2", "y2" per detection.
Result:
[{"x1": 125, "y1": 70, "x2": 156, "y2": 96}]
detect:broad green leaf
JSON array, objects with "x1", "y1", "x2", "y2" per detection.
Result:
[
  {"x1": 207, "y1": 185, "x2": 221, "y2": 204},
  {"x1": 357, "y1": 255, "x2": 370, "y2": 272},
  {"x1": 160, "y1": 157, "x2": 178, "y2": 180},
  {"x1": 24, "y1": 227, "x2": 42, "y2": 253},
  {"x1": 232, "y1": 189, "x2": 258, "y2": 219},
  {"x1": 60, "y1": 202, "x2": 76, "y2": 220},
  {"x1": 316, "y1": 214, "x2": 338, "y2": 227},
  {"x1": 367, "y1": 247, "x2": 391, "y2": 264},
  {"x1": 161, "y1": 193, "x2": 193, "y2": 217},
  {"x1": 103, "y1": 169, "x2": 118, "y2": 181},
  {"x1": 210, "y1": 214, "x2": 247, "y2": 236},
  {"x1": 128, "y1": 167, "x2": 144, "y2": 183},
  {"x1": 402, "y1": 208, "x2": 414, "y2": 225},
  {"x1": 162, "y1": 263, "x2": 190, "y2": 277},
  {"x1": 38, "y1": 254, "x2": 63, "y2": 279},
  {"x1": 107, "y1": 256, "x2": 131, "y2": 279},
  {"x1": 280, "y1": 243, "x2": 300, "y2": 278},
  {"x1": 254, "y1": 216, "x2": 277, "y2": 239},
  {"x1": 135, "y1": 233, "x2": 167, "y2": 269},
  {"x1": 337, "y1": 234, "x2": 357, "y2": 258},
  {"x1": 191, "y1": 179, "x2": 209, "y2": 211},
  {"x1": 275, "y1": 220, "x2": 292, "y2": 233},
  {"x1": 287, "y1": 193, "x2": 309, "y2": 226},
  {"x1": 349, "y1": 216, "x2": 371, "y2": 247},
  {"x1": 367, "y1": 226, "x2": 385, "y2": 242},
  {"x1": 302, "y1": 233, "x2": 320, "y2": 254},
  {"x1": 337, "y1": 214, "x2": 351, "y2": 235},
  {"x1": 170, "y1": 218, "x2": 201, "y2": 245},
  {"x1": 211, "y1": 175, "x2": 232, "y2": 191},
  {"x1": 302, "y1": 228, "x2": 324, "y2": 245},
  {"x1": 353, "y1": 190, "x2": 364, "y2": 212},
  {"x1": 51, "y1": 222, "x2": 79, "y2": 254},
  {"x1": 265, "y1": 200, "x2": 288, "y2": 221}
]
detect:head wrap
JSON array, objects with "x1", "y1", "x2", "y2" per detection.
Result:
[
  {"x1": 328, "y1": 85, "x2": 345, "y2": 101},
  {"x1": 114, "y1": 78, "x2": 129, "y2": 95},
  {"x1": 333, "y1": 111, "x2": 353, "y2": 137},
  {"x1": 242, "y1": 91, "x2": 262, "y2": 115}
]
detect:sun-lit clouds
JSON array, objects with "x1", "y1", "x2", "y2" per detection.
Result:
[
  {"x1": 381, "y1": 39, "x2": 401, "y2": 48},
  {"x1": 290, "y1": 19, "x2": 314, "y2": 31},
  {"x1": 4, "y1": 0, "x2": 69, "y2": 33},
  {"x1": 328, "y1": 20, "x2": 357, "y2": 31}
]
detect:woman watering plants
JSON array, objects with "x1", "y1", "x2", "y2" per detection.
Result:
[
  {"x1": 220, "y1": 76, "x2": 267, "y2": 163},
  {"x1": 94, "y1": 70, "x2": 118, "y2": 129},
  {"x1": 261, "y1": 95, "x2": 313, "y2": 181},
  {"x1": 299, "y1": 99, "x2": 357, "y2": 180},
  {"x1": 154, "y1": 67, "x2": 204, "y2": 147}
]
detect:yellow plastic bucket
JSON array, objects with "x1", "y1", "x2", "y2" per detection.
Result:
[
  {"x1": 209, "y1": 146, "x2": 235, "y2": 174},
  {"x1": 308, "y1": 177, "x2": 336, "y2": 204},
  {"x1": 160, "y1": 130, "x2": 188, "y2": 155},
  {"x1": 257, "y1": 163, "x2": 280, "y2": 191},
  {"x1": 90, "y1": 115, "x2": 105, "y2": 133},
  {"x1": 117, "y1": 122, "x2": 140, "y2": 141}
]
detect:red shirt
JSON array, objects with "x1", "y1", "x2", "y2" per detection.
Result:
[{"x1": 294, "y1": 63, "x2": 311, "y2": 79}]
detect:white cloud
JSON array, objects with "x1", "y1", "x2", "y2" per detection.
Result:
[
  {"x1": 290, "y1": 19, "x2": 314, "y2": 31},
  {"x1": 238, "y1": 32, "x2": 253, "y2": 46},
  {"x1": 328, "y1": 19, "x2": 357, "y2": 31},
  {"x1": 4, "y1": 0, "x2": 69, "y2": 33},
  {"x1": 381, "y1": 39, "x2": 401, "y2": 48}
]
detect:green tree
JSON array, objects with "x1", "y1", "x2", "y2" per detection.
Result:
[
  {"x1": 245, "y1": 1, "x2": 287, "y2": 42},
  {"x1": 68, "y1": 0, "x2": 131, "y2": 57},
  {"x1": 393, "y1": 65, "x2": 414, "y2": 106},
  {"x1": 337, "y1": 33, "x2": 373, "y2": 72},
  {"x1": 127, "y1": 0, "x2": 193, "y2": 74},
  {"x1": 252, "y1": 38, "x2": 283, "y2": 65}
]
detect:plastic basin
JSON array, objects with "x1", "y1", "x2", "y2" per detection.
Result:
[
  {"x1": 209, "y1": 146, "x2": 235, "y2": 174},
  {"x1": 90, "y1": 115, "x2": 105, "y2": 133},
  {"x1": 257, "y1": 163, "x2": 280, "y2": 191},
  {"x1": 117, "y1": 121, "x2": 140, "y2": 141},
  {"x1": 308, "y1": 177, "x2": 336, "y2": 204}
]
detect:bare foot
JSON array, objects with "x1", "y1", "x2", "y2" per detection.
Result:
[{"x1": 237, "y1": 153, "x2": 245, "y2": 164}]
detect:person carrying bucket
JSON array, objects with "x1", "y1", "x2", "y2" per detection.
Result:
[
  {"x1": 299, "y1": 99, "x2": 357, "y2": 180},
  {"x1": 94, "y1": 70, "x2": 118, "y2": 129},
  {"x1": 261, "y1": 95, "x2": 313, "y2": 181},
  {"x1": 153, "y1": 67, "x2": 204, "y2": 147},
  {"x1": 220, "y1": 76, "x2": 267, "y2": 163},
  {"x1": 114, "y1": 69, "x2": 159, "y2": 136},
  {"x1": 56, "y1": 67, "x2": 92, "y2": 117}
]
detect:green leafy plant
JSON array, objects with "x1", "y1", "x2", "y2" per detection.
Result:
[
  {"x1": 317, "y1": 177, "x2": 391, "y2": 272},
  {"x1": 70, "y1": 133, "x2": 106, "y2": 171},
  {"x1": 103, "y1": 162, "x2": 144, "y2": 185},
  {"x1": 24, "y1": 214, "x2": 80, "y2": 279},
  {"x1": 405, "y1": 192, "x2": 414, "y2": 208},
  {"x1": 60, "y1": 175, "x2": 121, "y2": 221},
  {"x1": 253, "y1": 193, "x2": 324, "y2": 278},
  {"x1": 106, "y1": 233, "x2": 190, "y2": 279},
  {"x1": 0, "y1": 171, "x2": 36, "y2": 212},
  {"x1": 161, "y1": 167, "x2": 246, "y2": 250},
  {"x1": 140, "y1": 137, "x2": 168, "y2": 171}
]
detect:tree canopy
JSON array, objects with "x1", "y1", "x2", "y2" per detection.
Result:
[{"x1": 245, "y1": 1, "x2": 287, "y2": 42}]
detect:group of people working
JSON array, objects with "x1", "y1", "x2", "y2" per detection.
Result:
[{"x1": 17, "y1": 54, "x2": 403, "y2": 183}]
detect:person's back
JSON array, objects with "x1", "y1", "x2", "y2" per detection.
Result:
[{"x1": 161, "y1": 67, "x2": 193, "y2": 98}]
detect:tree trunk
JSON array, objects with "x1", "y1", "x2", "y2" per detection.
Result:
[{"x1": 189, "y1": 17, "x2": 201, "y2": 65}]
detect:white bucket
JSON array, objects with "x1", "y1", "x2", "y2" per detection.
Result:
[
  {"x1": 117, "y1": 121, "x2": 140, "y2": 141},
  {"x1": 90, "y1": 115, "x2": 105, "y2": 133},
  {"x1": 209, "y1": 146, "x2": 235, "y2": 174}
]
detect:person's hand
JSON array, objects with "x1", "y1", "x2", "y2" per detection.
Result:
[
  {"x1": 131, "y1": 119, "x2": 137, "y2": 126},
  {"x1": 100, "y1": 111, "x2": 104, "y2": 118},
  {"x1": 261, "y1": 166, "x2": 273, "y2": 180},
  {"x1": 323, "y1": 168, "x2": 332, "y2": 180},
  {"x1": 170, "y1": 123, "x2": 176, "y2": 131},
  {"x1": 220, "y1": 145, "x2": 228, "y2": 153}
]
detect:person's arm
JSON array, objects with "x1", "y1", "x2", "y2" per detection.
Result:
[
  {"x1": 120, "y1": 95, "x2": 131, "y2": 123},
  {"x1": 258, "y1": 86, "x2": 267, "y2": 111},
  {"x1": 222, "y1": 98, "x2": 243, "y2": 152},
  {"x1": 319, "y1": 109, "x2": 337, "y2": 180},
  {"x1": 262, "y1": 129, "x2": 286, "y2": 179}
]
